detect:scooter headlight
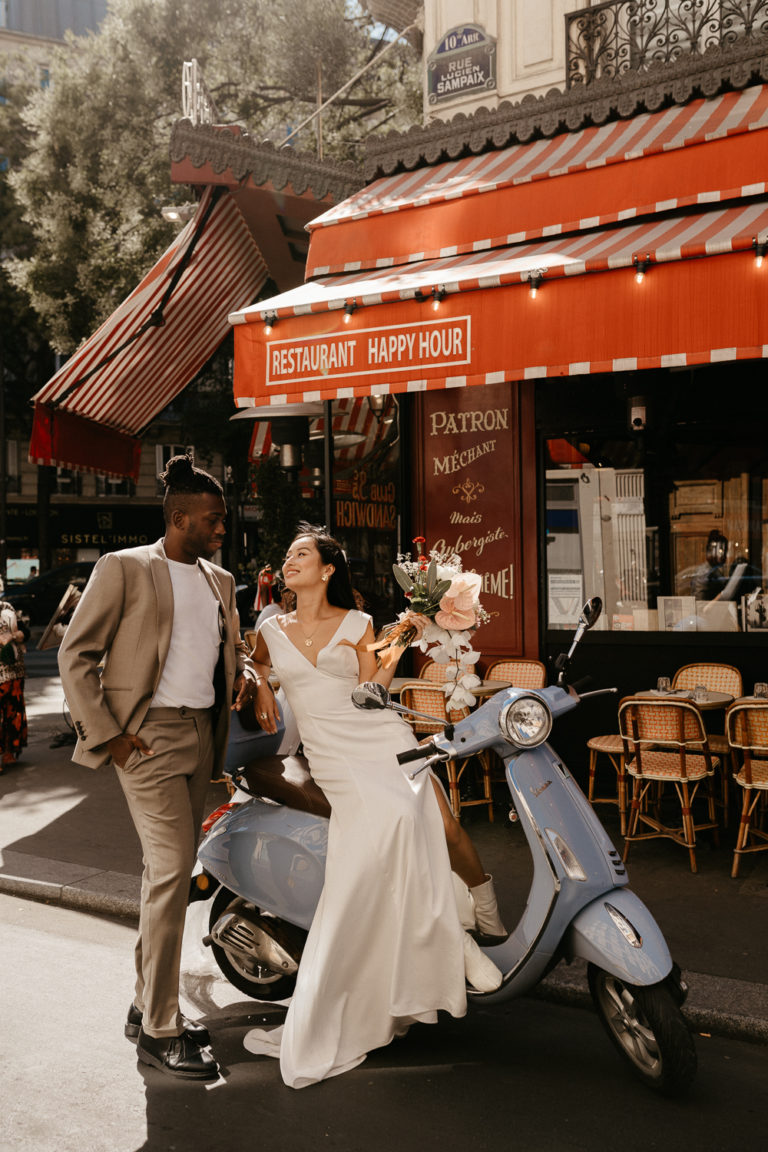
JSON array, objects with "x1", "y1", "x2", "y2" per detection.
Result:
[{"x1": 499, "y1": 695, "x2": 552, "y2": 748}]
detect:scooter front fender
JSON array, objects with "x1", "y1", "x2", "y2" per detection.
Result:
[{"x1": 565, "y1": 888, "x2": 673, "y2": 987}]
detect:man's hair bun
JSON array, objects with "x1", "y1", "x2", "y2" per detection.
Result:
[
  {"x1": 161, "y1": 454, "x2": 197, "y2": 489},
  {"x1": 159, "y1": 453, "x2": 223, "y2": 503}
]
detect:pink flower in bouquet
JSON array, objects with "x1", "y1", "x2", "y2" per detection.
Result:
[{"x1": 434, "y1": 572, "x2": 483, "y2": 631}]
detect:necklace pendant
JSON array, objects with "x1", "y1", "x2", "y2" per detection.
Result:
[{"x1": 305, "y1": 638, "x2": 313, "y2": 647}]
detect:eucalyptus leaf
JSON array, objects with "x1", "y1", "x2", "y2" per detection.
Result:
[
  {"x1": 392, "y1": 565, "x2": 415, "y2": 594},
  {"x1": 426, "y1": 559, "x2": 437, "y2": 595},
  {"x1": 432, "y1": 579, "x2": 453, "y2": 601}
]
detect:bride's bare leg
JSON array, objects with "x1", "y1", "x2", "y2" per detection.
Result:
[{"x1": 430, "y1": 775, "x2": 486, "y2": 887}]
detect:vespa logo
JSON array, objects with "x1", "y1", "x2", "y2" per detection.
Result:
[{"x1": 532, "y1": 779, "x2": 552, "y2": 798}]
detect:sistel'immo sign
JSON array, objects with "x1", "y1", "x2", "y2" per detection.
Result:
[{"x1": 266, "y1": 317, "x2": 471, "y2": 388}]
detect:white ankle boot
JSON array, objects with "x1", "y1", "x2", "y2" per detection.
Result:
[
  {"x1": 470, "y1": 874, "x2": 508, "y2": 941},
  {"x1": 462, "y1": 932, "x2": 503, "y2": 993}
]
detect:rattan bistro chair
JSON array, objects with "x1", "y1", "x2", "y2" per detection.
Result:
[
  {"x1": 419, "y1": 658, "x2": 477, "y2": 683},
  {"x1": 619, "y1": 696, "x2": 720, "y2": 873},
  {"x1": 586, "y1": 734, "x2": 628, "y2": 835},
  {"x1": 485, "y1": 658, "x2": 547, "y2": 689},
  {"x1": 726, "y1": 700, "x2": 768, "y2": 878},
  {"x1": 399, "y1": 682, "x2": 493, "y2": 822},
  {"x1": 672, "y1": 663, "x2": 743, "y2": 826},
  {"x1": 672, "y1": 663, "x2": 743, "y2": 697}
]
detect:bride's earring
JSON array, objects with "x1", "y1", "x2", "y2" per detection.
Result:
[{"x1": 322, "y1": 573, "x2": 328, "y2": 582}]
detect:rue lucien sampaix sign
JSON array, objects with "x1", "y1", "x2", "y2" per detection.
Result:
[{"x1": 427, "y1": 24, "x2": 497, "y2": 106}]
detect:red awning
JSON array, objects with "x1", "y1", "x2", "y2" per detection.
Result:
[
  {"x1": 306, "y1": 86, "x2": 768, "y2": 276},
  {"x1": 30, "y1": 187, "x2": 268, "y2": 479},
  {"x1": 231, "y1": 198, "x2": 768, "y2": 407}
]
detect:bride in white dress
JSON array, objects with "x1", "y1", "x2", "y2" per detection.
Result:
[{"x1": 246, "y1": 524, "x2": 503, "y2": 1089}]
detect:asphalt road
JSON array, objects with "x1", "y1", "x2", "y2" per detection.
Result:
[{"x1": 1, "y1": 895, "x2": 763, "y2": 1152}]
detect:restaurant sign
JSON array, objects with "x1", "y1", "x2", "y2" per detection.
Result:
[
  {"x1": 427, "y1": 24, "x2": 497, "y2": 106},
  {"x1": 266, "y1": 316, "x2": 472, "y2": 388},
  {"x1": 420, "y1": 382, "x2": 522, "y2": 655}
]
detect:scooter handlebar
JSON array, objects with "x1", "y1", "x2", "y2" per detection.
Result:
[{"x1": 397, "y1": 744, "x2": 433, "y2": 765}]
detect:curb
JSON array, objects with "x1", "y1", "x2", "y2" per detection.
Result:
[
  {"x1": 533, "y1": 959, "x2": 768, "y2": 1047},
  {"x1": 2, "y1": 871, "x2": 766, "y2": 1047},
  {"x1": 0, "y1": 871, "x2": 140, "y2": 923}
]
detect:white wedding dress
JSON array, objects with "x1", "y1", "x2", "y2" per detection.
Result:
[{"x1": 245, "y1": 610, "x2": 467, "y2": 1088}]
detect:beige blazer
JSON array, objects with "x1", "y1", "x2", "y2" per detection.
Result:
[{"x1": 58, "y1": 539, "x2": 254, "y2": 771}]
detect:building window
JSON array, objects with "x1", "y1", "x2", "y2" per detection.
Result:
[
  {"x1": 55, "y1": 467, "x2": 83, "y2": 496},
  {"x1": 540, "y1": 369, "x2": 767, "y2": 635},
  {"x1": 39, "y1": 66, "x2": 51, "y2": 90},
  {"x1": 5, "y1": 439, "x2": 20, "y2": 494},
  {"x1": 96, "y1": 474, "x2": 135, "y2": 497},
  {"x1": 0, "y1": 2, "x2": 7, "y2": 30},
  {"x1": 155, "y1": 444, "x2": 194, "y2": 495}
]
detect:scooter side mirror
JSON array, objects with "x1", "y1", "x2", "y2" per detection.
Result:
[
  {"x1": 351, "y1": 682, "x2": 390, "y2": 710},
  {"x1": 580, "y1": 597, "x2": 603, "y2": 630},
  {"x1": 556, "y1": 597, "x2": 604, "y2": 686}
]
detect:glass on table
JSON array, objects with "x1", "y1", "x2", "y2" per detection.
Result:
[
  {"x1": 693, "y1": 684, "x2": 708, "y2": 703},
  {"x1": 656, "y1": 676, "x2": 671, "y2": 693},
  {"x1": 754, "y1": 682, "x2": 768, "y2": 698}
]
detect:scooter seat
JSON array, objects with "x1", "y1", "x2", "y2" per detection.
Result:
[{"x1": 235, "y1": 754, "x2": 332, "y2": 819}]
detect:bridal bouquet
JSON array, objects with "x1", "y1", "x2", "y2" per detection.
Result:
[{"x1": 370, "y1": 537, "x2": 487, "y2": 711}]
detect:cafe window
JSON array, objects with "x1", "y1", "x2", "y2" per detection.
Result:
[{"x1": 540, "y1": 368, "x2": 768, "y2": 635}]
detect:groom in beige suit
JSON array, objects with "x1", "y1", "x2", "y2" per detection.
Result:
[{"x1": 59, "y1": 455, "x2": 260, "y2": 1081}]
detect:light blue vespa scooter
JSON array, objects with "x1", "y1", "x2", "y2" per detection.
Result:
[{"x1": 193, "y1": 598, "x2": 696, "y2": 1096}]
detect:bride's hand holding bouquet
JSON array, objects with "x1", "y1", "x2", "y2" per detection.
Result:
[{"x1": 369, "y1": 538, "x2": 487, "y2": 710}]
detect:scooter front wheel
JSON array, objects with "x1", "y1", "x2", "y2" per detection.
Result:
[
  {"x1": 588, "y1": 964, "x2": 696, "y2": 1097},
  {"x1": 208, "y1": 888, "x2": 298, "y2": 1001}
]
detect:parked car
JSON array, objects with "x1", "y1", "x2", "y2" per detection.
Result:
[{"x1": 3, "y1": 562, "x2": 96, "y2": 627}]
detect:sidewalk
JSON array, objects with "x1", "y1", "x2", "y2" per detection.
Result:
[{"x1": 1, "y1": 672, "x2": 766, "y2": 1046}]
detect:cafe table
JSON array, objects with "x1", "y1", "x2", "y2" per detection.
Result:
[{"x1": 634, "y1": 688, "x2": 733, "y2": 711}]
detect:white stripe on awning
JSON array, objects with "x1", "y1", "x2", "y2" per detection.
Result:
[
  {"x1": 231, "y1": 198, "x2": 768, "y2": 324},
  {"x1": 33, "y1": 188, "x2": 267, "y2": 435},
  {"x1": 310, "y1": 86, "x2": 768, "y2": 233}
]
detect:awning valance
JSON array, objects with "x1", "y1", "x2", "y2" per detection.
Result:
[
  {"x1": 30, "y1": 187, "x2": 268, "y2": 479},
  {"x1": 305, "y1": 86, "x2": 768, "y2": 276},
  {"x1": 231, "y1": 197, "x2": 768, "y2": 407}
]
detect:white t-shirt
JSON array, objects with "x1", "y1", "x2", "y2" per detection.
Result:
[{"x1": 151, "y1": 559, "x2": 221, "y2": 709}]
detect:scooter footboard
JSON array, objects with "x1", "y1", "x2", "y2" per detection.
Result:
[{"x1": 565, "y1": 888, "x2": 673, "y2": 987}]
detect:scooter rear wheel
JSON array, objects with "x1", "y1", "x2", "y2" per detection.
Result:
[
  {"x1": 209, "y1": 887, "x2": 298, "y2": 1001},
  {"x1": 588, "y1": 964, "x2": 696, "y2": 1097}
]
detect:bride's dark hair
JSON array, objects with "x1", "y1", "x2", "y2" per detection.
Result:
[{"x1": 292, "y1": 522, "x2": 357, "y2": 610}]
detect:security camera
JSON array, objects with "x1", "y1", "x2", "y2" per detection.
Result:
[{"x1": 628, "y1": 396, "x2": 647, "y2": 432}]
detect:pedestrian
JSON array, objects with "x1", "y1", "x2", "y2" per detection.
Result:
[
  {"x1": 0, "y1": 600, "x2": 29, "y2": 769},
  {"x1": 58, "y1": 454, "x2": 258, "y2": 1081},
  {"x1": 254, "y1": 573, "x2": 295, "y2": 630}
]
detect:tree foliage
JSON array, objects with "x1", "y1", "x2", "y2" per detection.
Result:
[
  {"x1": 5, "y1": 0, "x2": 420, "y2": 356},
  {"x1": 0, "y1": 78, "x2": 55, "y2": 423}
]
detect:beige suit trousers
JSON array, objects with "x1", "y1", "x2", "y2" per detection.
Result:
[{"x1": 115, "y1": 706, "x2": 214, "y2": 1037}]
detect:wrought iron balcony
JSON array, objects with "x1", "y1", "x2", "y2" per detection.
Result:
[{"x1": 566, "y1": 0, "x2": 768, "y2": 87}]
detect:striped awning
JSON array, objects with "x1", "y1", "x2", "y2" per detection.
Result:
[
  {"x1": 305, "y1": 86, "x2": 768, "y2": 277},
  {"x1": 30, "y1": 187, "x2": 268, "y2": 479},
  {"x1": 231, "y1": 196, "x2": 768, "y2": 407}
]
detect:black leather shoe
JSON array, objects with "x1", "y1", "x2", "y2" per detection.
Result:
[
  {"x1": 125, "y1": 1004, "x2": 210, "y2": 1047},
  {"x1": 136, "y1": 1028, "x2": 220, "y2": 1081}
]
